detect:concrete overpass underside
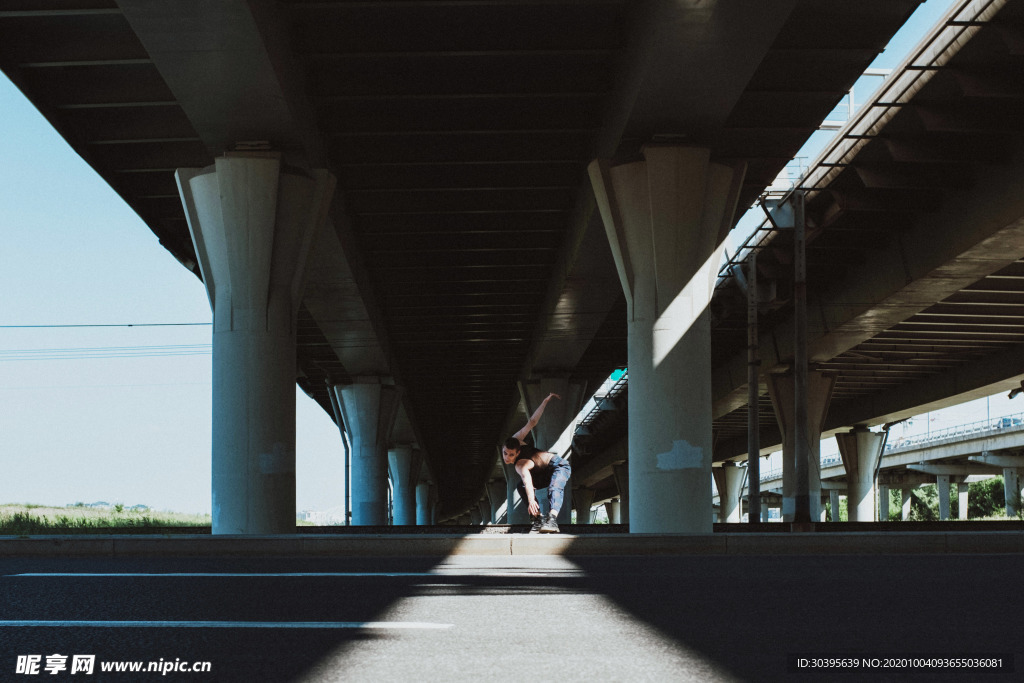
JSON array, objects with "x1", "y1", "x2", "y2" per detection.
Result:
[
  {"x1": 711, "y1": 0, "x2": 1024, "y2": 463},
  {"x1": 1, "y1": 0, "x2": 926, "y2": 521}
]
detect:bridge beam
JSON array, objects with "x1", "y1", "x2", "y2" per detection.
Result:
[
  {"x1": 589, "y1": 146, "x2": 745, "y2": 533},
  {"x1": 835, "y1": 427, "x2": 885, "y2": 522},
  {"x1": 176, "y1": 154, "x2": 334, "y2": 534}
]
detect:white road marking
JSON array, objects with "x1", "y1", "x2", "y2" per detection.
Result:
[
  {"x1": 0, "y1": 620, "x2": 451, "y2": 629},
  {"x1": 8, "y1": 572, "x2": 435, "y2": 578}
]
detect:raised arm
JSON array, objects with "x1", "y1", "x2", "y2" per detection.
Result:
[{"x1": 511, "y1": 392, "x2": 561, "y2": 442}]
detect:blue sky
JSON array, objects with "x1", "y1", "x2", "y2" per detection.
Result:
[
  {"x1": 3, "y1": 0, "x2": 1013, "y2": 515},
  {"x1": 0, "y1": 76, "x2": 343, "y2": 513}
]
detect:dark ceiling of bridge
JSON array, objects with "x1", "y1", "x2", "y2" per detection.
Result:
[{"x1": 1, "y1": 0, "x2": 925, "y2": 518}]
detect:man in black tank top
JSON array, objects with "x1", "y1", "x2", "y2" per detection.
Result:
[{"x1": 500, "y1": 392, "x2": 572, "y2": 533}]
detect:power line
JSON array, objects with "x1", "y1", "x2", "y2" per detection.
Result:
[{"x1": 0, "y1": 344, "x2": 211, "y2": 361}]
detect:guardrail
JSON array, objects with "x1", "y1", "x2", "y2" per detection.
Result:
[{"x1": 884, "y1": 411, "x2": 1024, "y2": 452}]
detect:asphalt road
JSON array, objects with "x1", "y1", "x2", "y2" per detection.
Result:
[{"x1": 1, "y1": 552, "x2": 1021, "y2": 682}]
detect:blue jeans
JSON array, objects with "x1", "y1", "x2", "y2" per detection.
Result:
[{"x1": 517, "y1": 456, "x2": 571, "y2": 514}]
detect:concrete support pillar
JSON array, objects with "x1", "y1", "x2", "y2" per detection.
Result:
[
  {"x1": 902, "y1": 487, "x2": 914, "y2": 521},
  {"x1": 486, "y1": 479, "x2": 507, "y2": 523},
  {"x1": 387, "y1": 445, "x2": 417, "y2": 525},
  {"x1": 1004, "y1": 468, "x2": 1022, "y2": 518},
  {"x1": 712, "y1": 463, "x2": 746, "y2": 523},
  {"x1": 878, "y1": 485, "x2": 890, "y2": 522},
  {"x1": 590, "y1": 148, "x2": 745, "y2": 533},
  {"x1": 574, "y1": 487, "x2": 596, "y2": 524},
  {"x1": 937, "y1": 475, "x2": 951, "y2": 521},
  {"x1": 334, "y1": 378, "x2": 401, "y2": 525},
  {"x1": 767, "y1": 372, "x2": 835, "y2": 523},
  {"x1": 415, "y1": 481, "x2": 431, "y2": 525},
  {"x1": 177, "y1": 154, "x2": 334, "y2": 534},
  {"x1": 612, "y1": 463, "x2": 630, "y2": 525},
  {"x1": 477, "y1": 500, "x2": 490, "y2": 525},
  {"x1": 958, "y1": 482, "x2": 969, "y2": 521},
  {"x1": 829, "y1": 490, "x2": 840, "y2": 522},
  {"x1": 605, "y1": 499, "x2": 621, "y2": 524},
  {"x1": 520, "y1": 376, "x2": 586, "y2": 525},
  {"x1": 761, "y1": 501, "x2": 770, "y2": 523},
  {"x1": 835, "y1": 427, "x2": 885, "y2": 522},
  {"x1": 502, "y1": 462, "x2": 529, "y2": 524}
]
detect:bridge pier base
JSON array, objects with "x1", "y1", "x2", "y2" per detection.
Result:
[
  {"x1": 486, "y1": 479, "x2": 506, "y2": 524},
  {"x1": 612, "y1": 463, "x2": 630, "y2": 525},
  {"x1": 387, "y1": 445, "x2": 418, "y2": 525},
  {"x1": 334, "y1": 378, "x2": 401, "y2": 525},
  {"x1": 713, "y1": 462, "x2": 745, "y2": 522},
  {"x1": 836, "y1": 427, "x2": 885, "y2": 522},
  {"x1": 1004, "y1": 468, "x2": 1023, "y2": 518},
  {"x1": 938, "y1": 475, "x2": 951, "y2": 520},
  {"x1": 958, "y1": 482, "x2": 969, "y2": 520},
  {"x1": 605, "y1": 499, "x2": 621, "y2": 524},
  {"x1": 574, "y1": 487, "x2": 596, "y2": 524},
  {"x1": 176, "y1": 154, "x2": 334, "y2": 535},
  {"x1": 519, "y1": 376, "x2": 586, "y2": 525},
  {"x1": 767, "y1": 371, "x2": 835, "y2": 524},
  {"x1": 501, "y1": 463, "x2": 529, "y2": 524},
  {"x1": 589, "y1": 147, "x2": 746, "y2": 533},
  {"x1": 416, "y1": 481, "x2": 433, "y2": 525}
]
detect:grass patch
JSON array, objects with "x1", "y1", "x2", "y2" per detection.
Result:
[{"x1": 0, "y1": 504, "x2": 212, "y2": 535}]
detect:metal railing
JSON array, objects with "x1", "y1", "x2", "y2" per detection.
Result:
[
  {"x1": 884, "y1": 411, "x2": 1024, "y2": 452},
  {"x1": 715, "y1": 0, "x2": 1004, "y2": 292}
]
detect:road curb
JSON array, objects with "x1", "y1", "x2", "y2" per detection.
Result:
[{"x1": 1, "y1": 531, "x2": 1022, "y2": 557}]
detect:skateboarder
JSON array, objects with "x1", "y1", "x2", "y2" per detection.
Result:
[{"x1": 501, "y1": 392, "x2": 571, "y2": 533}]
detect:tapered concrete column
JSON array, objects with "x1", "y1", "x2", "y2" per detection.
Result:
[
  {"x1": 605, "y1": 499, "x2": 621, "y2": 524},
  {"x1": 502, "y1": 463, "x2": 529, "y2": 524},
  {"x1": 902, "y1": 488, "x2": 913, "y2": 521},
  {"x1": 713, "y1": 463, "x2": 746, "y2": 523},
  {"x1": 520, "y1": 376, "x2": 585, "y2": 524},
  {"x1": 334, "y1": 378, "x2": 401, "y2": 525},
  {"x1": 387, "y1": 445, "x2": 417, "y2": 525},
  {"x1": 612, "y1": 463, "x2": 630, "y2": 525},
  {"x1": 835, "y1": 427, "x2": 885, "y2": 522},
  {"x1": 829, "y1": 490, "x2": 841, "y2": 522},
  {"x1": 416, "y1": 481, "x2": 431, "y2": 525},
  {"x1": 767, "y1": 372, "x2": 835, "y2": 523},
  {"x1": 574, "y1": 487, "x2": 596, "y2": 524},
  {"x1": 590, "y1": 148, "x2": 745, "y2": 533},
  {"x1": 937, "y1": 475, "x2": 951, "y2": 521},
  {"x1": 878, "y1": 485, "x2": 890, "y2": 522},
  {"x1": 1004, "y1": 468, "x2": 1022, "y2": 518},
  {"x1": 177, "y1": 154, "x2": 335, "y2": 534},
  {"x1": 958, "y1": 482, "x2": 969, "y2": 520}
]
